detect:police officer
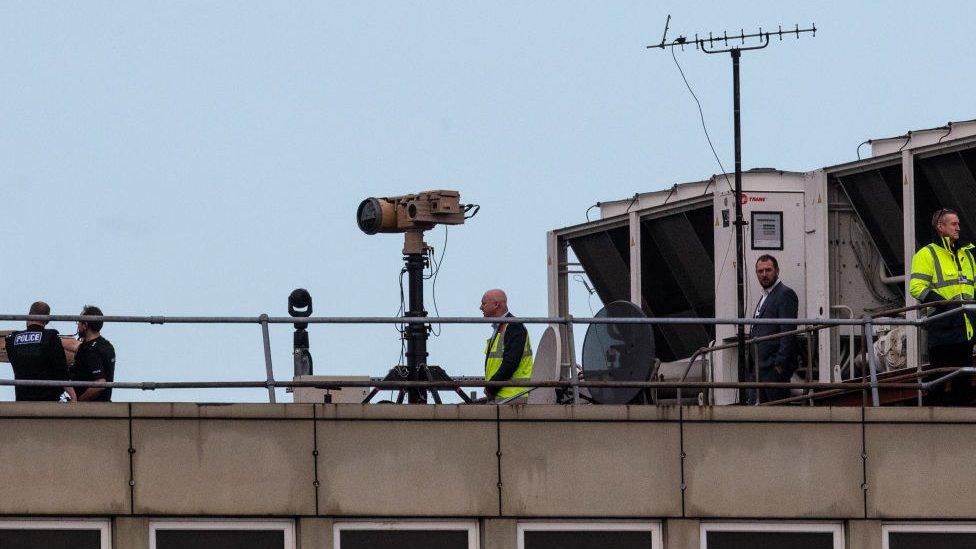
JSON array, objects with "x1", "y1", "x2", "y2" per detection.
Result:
[
  {"x1": 909, "y1": 208, "x2": 976, "y2": 404},
  {"x1": 4, "y1": 301, "x2": 71, "y2": 401},
  {"x1": 480, "y1": 289, "x2": 533, "y2": 403},
  {"x1": 66, "y1": 305, "x2": 116, "y2": 402}
]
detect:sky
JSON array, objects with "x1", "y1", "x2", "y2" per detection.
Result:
[{"x1": 1, "y1": 1, "x2": 974, "y2": 402}]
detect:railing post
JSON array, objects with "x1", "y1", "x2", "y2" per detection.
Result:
[
  {"x1": 260, "y1": 314, "x2": 277, "y2": 404},
  {"x1": 862, "y1": 318, "x2": 880, "y2": 407},
  {"x1": 564, "y1": 315, "x2": 580, "y2": 405}
]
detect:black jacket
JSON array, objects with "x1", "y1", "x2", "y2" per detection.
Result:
[
  {"x1": 4, "y1": 324, "x2": 69, "y2": 401},
  {"x1": 750, "y1": 281, "x2": 800, "y2": 375}
]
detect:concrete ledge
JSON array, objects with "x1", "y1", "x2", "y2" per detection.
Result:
[
  {"x1": 498, "y1": 404, "x2": 679, "y2": 422},
  {"x1": 132, "y1": 418, "x2": 316, "y2": 515},
  {"x1": 864, "y1": 406, "x2": 976, "y2": 423},
  {"x1": 866, "y1": 423, "x2": 976, "y2": 518},
  {"x1": 0, "y1": 401, "x2": 129, "y2": 418},
  {"x1": 129, "y1": 402, "x2": 315, "y2": 419},
  {"x1": 317, "y1": 420, "x2": 498, "y2": 516},
  {"x1": 683, "y1": 421, "x2": 863, "y2": 518},
  {"x1": 316, "y1": 403, "x2": 496, "y2": 421},
  {"x1": 500, "y1": 422, "x2": 681, "y2": 517},
  {"x1": 0, "y1": 418, "x2": 130, "y2": 514},
  {"x1": 682, "y1": 405, "x2": 862, "y2": 423}
]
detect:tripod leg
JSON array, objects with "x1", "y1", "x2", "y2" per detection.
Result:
[
  {"x1": 396, "y1": 390, "x2": 406, "y2": 404},
  {"x1": 361, "y1": 388, "x2": 380, "y2": 404},
  {"x1": 454, "y1": 388, "x2": 472, "y2": 403},
  {"x1": 430, "y1": 390, "x2": 442, "y2": 404}
]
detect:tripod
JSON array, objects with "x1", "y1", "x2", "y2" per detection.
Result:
[{"x1": 363, "y1": 230, "x2": 471, "y2": 404}]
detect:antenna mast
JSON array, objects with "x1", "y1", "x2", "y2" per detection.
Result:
[{"x1": 649, "y1": 17, "x2": 816, "y2": 403}]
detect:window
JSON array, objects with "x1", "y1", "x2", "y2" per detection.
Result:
[
  {"x1": 702, "y1": 522, "x2": 844, "y2": 549},
  {"x1": 883, "y1": 523, "x2": 976, "y2": 549},
  {"x1": 0, "y1": 519, "x2": 110, "y2": 549},
  {"x1": 150, "y1": 519, "x2": 294, "y2": 549},
  {"x1": 334, "y1": 521, "x2": 478, "y2": 549},
  {"x1": 518, "y1": 522, "x2": 661, "y2": 549}
]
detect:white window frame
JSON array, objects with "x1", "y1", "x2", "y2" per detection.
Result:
[
  {"x1": 701, "y1": 522, "x2": 845, "y2": 549},
  {"x1": 0, "y1": 519, "x2": 111, "y2": 549},
  {"x1": 149, "y1": 518, "x2": 295, "y2": 549},
  {"x1": 882, "y1": 523, "x2": 976, "y2": 549},
  {"x1": 334, "y1": 520, "x2": 479, "y2": 549},
  {"x1": 517, "y1": 521, "x2": 662, "y2": 549}
]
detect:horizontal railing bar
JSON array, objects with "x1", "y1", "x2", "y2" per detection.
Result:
[
  {"x1": 3, "y1": 304, "x2": 974, "y2": 327},
  {"x1": 0, "y1": 378, "x2": 936, "y2": 391}
]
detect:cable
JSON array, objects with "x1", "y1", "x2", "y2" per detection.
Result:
[
  {"x1": 393, "y1": 267, "x2": 407, "y2": 366},
  {"x1": 896, "y1": 131, "x2": 912, "y2": 152},
  {"x1": 624, "y1": 193, "x2": 640, "y2": 213},
  {"x1": 670, "y1": 45, "x2": 734, "y2": 195},
  {"x1": 856, "y1": 140, "x2": 870, "y2": 160},
  {"x1": 663, "y1": 184, "x2": 677, "y2": 204},
  {"x1": 585, "y1": 203, "x2": 600, "y2": 221},
  {"x1": 848, "y1": 222, "x2": 900, "y2": 307},
  {"x1": 574, "y1": 275, "x2": 597, "y2": 316},
  {"x1": 937, "y1": 122, "x2": 953, "y2": 143},
  {"x1": 428, "y1": 226, "x2": 448, "y2": 337}
]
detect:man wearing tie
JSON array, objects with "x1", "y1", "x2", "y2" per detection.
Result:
[{"x1": 750, "y1": 254, "x2": 800, "y2": 404}]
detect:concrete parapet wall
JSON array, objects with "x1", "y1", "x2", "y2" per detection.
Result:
[{"x1": 0, "y1": 403, "x2": 973, "y2": 524}]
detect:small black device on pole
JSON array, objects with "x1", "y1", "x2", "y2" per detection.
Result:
[
  {"x1": 648, "y1": 17, "x2": 816, "y2": 395},
  {"x1": 288, "y1": 288, "x2": 314, "y2": 377}
]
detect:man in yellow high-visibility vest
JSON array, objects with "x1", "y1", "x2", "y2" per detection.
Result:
[
  {"x1": 480, "y1": 289, "x2": 533, "y2": 404},
  {"x1": 909, "y1": 207, "x2": 976, "y2": 404}
]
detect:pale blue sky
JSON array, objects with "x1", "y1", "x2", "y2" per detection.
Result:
[{"x1": 2, "y1": 1, "x2": 973, "y2": 401}]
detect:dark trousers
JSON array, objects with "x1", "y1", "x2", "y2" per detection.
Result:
[
  {"x1": 926, "y1": 342, "x2": 976, "y2": 405},
  {"x1": 744, "y1": 365, "x2": 793, "y2": 405},
  {"x1": 758, "y1": 367, "x2": 793, "y2": 404}
]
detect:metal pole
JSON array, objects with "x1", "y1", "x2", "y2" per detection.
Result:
[
  {"x1": 731, "y1": 48, "x2": 748, "y2": 386},
  {"x1": 862, "y1": 319, "x2": 880, "y2": 406},
  {"x1": 404, "y1": 251, "x2": 429, "y2": 404},
  {"x1": 565, "y1": 316, "x2": 580, "y2": 405},
  {"x1": 260, "y1": 314, "x2": 277, "y2": 403}
]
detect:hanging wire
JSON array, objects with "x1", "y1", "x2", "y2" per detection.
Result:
[
  {"x1": 896, "y1": 131, "x2": 912, "y2": 152},
  {"x1": 573, "y1": 274, "x2": 597, "y2": 316},
  {"x1": 585, "y1": 203, "x2": 601, "y2": 221},
  {"x1": 856, "y1": 140, "x2": 871, "y2": 160},
  {"x1": 427, "y1": 226, "x2": 448, "y2": 337},
  {"x1": 937, "y1": 122, "x2": 953, "y2": 143},
  {"x1": 393, "y1": 267, "x2": 407, "y2": 366},
  {"x1": 669, "y1": 45, "x2": 734, "y2": 195}
]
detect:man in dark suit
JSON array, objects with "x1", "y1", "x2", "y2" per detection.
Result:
[{"x1": 750, "y1": 254, "x2": 799, "y2": 403}]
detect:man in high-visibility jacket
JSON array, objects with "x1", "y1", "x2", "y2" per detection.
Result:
[
  {"x1": 909, "y1": 208, "x2": 976, "y2": 404},
  {"x1": 480, "y1": 289, "x2": 533, "y2": 403}
]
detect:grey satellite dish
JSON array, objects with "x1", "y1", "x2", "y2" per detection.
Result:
[
  {"x1": 581, "y1": 300, "x2": 655, "y2": 404},
  {"x1": 527, "y1": 326, "x2": 560, "y2": 404}
]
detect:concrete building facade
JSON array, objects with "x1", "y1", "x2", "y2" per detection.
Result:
[{"x1": 1, "y1": 403, "x2": 975, "y2": 548}]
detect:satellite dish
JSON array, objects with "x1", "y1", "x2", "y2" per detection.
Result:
[
  {"x1": 581, "y1": 301, "x2": 655, "y2": 404},
  {"x1": 528, "y1": 326, "x2": 560, "y2": 404}
]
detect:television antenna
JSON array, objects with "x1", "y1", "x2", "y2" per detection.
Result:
[{"x1": 648, "y1": 16, "x2": 816, "y2": 385}]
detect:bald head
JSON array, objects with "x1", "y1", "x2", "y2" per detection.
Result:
[{"x1": 480, "y1": 289, "x2": 509, "y2": 318}]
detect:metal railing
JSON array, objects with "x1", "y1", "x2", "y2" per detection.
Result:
[{"x1": 1, "y1": 302, "x2": 973, "y2": 406}]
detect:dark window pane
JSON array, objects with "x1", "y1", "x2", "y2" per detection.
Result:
[
  {"x1": 889, "y1": 532, "x2": 976, "y2": 549},
  {"x1": 156, "y1": 529, "x2": 284, "y2": 549},
  {"x1": 0, "y1": 529, "x2": 101, "y2": 549},
  {"x1": 339, "y1": 530, "x2": 468, "y2": 549},
  {"x1": 707, "y1": 531, "x2": 834, "y2": 549},
  {"x1": 524, "y1": 529, "x2": 653, "y2": 549}
]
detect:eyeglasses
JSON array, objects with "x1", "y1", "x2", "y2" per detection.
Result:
[{"x1": 935, "y1": 208, "x2": 958, "y2": 225}]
